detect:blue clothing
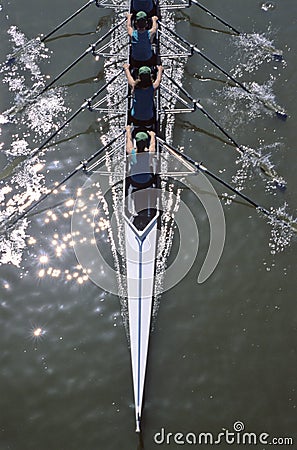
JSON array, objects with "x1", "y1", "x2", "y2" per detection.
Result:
[
  {"x1": 132, "y1": 0, "x2": 154, "y2": 13},
  {"x1": 131, "y1": 86, "x2": 154, "y2": 121},
  {"x1": 131, "y1": 30, "x2": 152, "y2": 61},
  {"x1": 130, "y1": 151, "x2": 152, "y2": 185}
]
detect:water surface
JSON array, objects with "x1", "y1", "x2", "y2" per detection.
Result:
[{"x1": 0, "y1": 0, "x2": 296, "y2": 449}]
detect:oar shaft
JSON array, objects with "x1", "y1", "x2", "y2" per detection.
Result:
[
  {"x1": 38, "y1": 53, "x2": 87, "y2": 97},
  {"x1": 39, "y1": 18, "x2": 126, "y2": 97},
  {"x1": 6, "y1": 165, "x2": 84, "y2": 231},
  {"x1": 157, "y1": 137, "x2": 269, "y2": 215},
  {"x1": 32, "y1": 68, "x2": 123, "y2": 160},
  {"x1": 4, "y1": 131, "x2": 125, "y2": 231},
  {"x1": 164, "y1": 71, "x2": 285, "y2": 188},
  {"x1": 193, "y1": 47, "x2": 248, "y2": 93},
  {"x1": 163, "y1": 71, "x2": 241, "y2": 151},
  {"x1": 41, "y1": 0, "x2": 96, "y2": 42},
  {"x1": 195, "y1": 103, "x2": 240, "y2": 150},
  {"x1": 160, "y1": 21, "x2": 247, "y2": 93},
  {"x1": 30, "y1": 106, "x2": 86, "y2": 160},
  {"x1": 160, "y1": 20, "x2": 286, "y2": 118},
  {"x1": 189, "y1": 0, "x2": 240, "y2": 35}
]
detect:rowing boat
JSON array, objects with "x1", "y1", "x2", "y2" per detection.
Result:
[
  {"x1": 122, "y1": 1, "x2": 162, "y2": 432},
  {"x1": 1, "y1": 0, "x2": 294, "y2": 437}
]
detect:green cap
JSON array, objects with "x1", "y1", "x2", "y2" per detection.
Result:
[
  {"x1": 138, "y1": 66, "x2": 151, "y2": 76},
  {"x1": 136, "y1": 11, "x2": 147, "y2": 21},
  {"x1": 135, "y1": 131, "x2": 148, "y2": 143}
]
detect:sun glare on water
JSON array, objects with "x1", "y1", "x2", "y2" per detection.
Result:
[
  {"x1": 29, "y1": 325, "x2": 46, "y2": 343},
  {"x1": 33, "y1": 327, "x2": 42, "y2": 337}
]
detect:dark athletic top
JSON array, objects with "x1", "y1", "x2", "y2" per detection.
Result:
[
  {"x1": 132, "y1": 0, "x2": 154, "y2": 13},
  {"x1": 131, "y1": 86, "x2": 154, "y2": 121},
  {"x1": 129, "y1": 151, "x2": 152, "y2": 185},
  {"x1": 131, "y1": 30, "x2": 152, "y2": 61}
]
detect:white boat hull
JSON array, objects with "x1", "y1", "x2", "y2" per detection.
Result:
[{"x1": 125, "y1": 213, "x2": 159, "y2": 432}]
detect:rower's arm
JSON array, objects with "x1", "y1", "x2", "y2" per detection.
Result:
[
  {"x1": 149, "y1": 16, "x2": 158, "y2": 41},
  {"x1": 123, "y1": 64, "x2": 136, "y2": 88},
  {"x1": 147, "y1": 131, "x2": 156, "y2": 153},
  {"x1": 153, "y1": 65, "x2": 163, "y2": 89},
  {"x1": 126, "y1": 13, "x2": 133, "y2": 37},
  {"x1": 125, "y1": 126, "x2": 134, "y2": 154}
]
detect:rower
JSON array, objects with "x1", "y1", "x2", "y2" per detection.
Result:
[
  {"x1": 124, "y1": 64, "x2": 163, "y2": 127},
  {"x1": 125, "y1": 125, "x2": 157, "y2": 225},
  {"x1": 131, "y1": 0, "x2": 156, "y2": 16},
  {"x1": 127, "y1": 11, "x2": 158, "y2": 68},
  {"x1": 126, "y1": 125, "x2": 156, "y2": 188}
]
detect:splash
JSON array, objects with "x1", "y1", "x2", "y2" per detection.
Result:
[
  {"x1": 261, "y1": 203, "x2": 297, "y2": 254},
  {"x1": 0, "y1": 219, "x2": 28, "y2": 267},
  {"x1": 5, "y1": 26, "x2": 48, "y2": 77},
  {"x1": 231, "y1": 143, "x2": 286, "y2": 193},
  {"x1": 5, "y1": 139, "x2": 30, "y2": 157},
  {"x1": 231, "y1": 31, "x2": 284, "y2": 77},
  {"x1": 25, "y1": 89, "x2": 68, "y2": 137},
  {"x1": 261, "y1": 2, "x2": 276, "y2": 12},
  {"x1": 220, "y1": 77, "x2": 285, "y2": 126},
  {"x1": 1, "y1": 28, "x2": 48, "y2": 115},
  {"x1": 0, "y1": 26, "x2": 68, "y2": 266},
  {"x1": 0, "y1": 159, "x2": 46, "y2": 226}
]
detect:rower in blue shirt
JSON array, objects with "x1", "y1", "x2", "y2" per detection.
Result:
[
  {"x1": 125, "y1": 125, "x2": 156, "y2": 188},
  {"x1": 127, "y1": 11, "x2": 158, "y2": 68},
  {"x1": 124, "y1": 64, "x2": 163, "y2": 126}
]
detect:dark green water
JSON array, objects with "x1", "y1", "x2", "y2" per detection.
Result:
[{"x1": 0, "y1": 1, "x2": 296, "y2": 449}]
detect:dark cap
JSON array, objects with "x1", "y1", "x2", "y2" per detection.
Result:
[
  {"x1": 136, "y1": 11, "x2": 147, "y2": 21},
  {"x1": 135, "y1": 131, "x2": 149, "y2": 143}
]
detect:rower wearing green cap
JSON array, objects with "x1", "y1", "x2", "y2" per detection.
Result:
[
  {"x1": 127, "y1": 12, "x2": 158, "y2": 68},
  {"x1": 124, "y1": 63, "x2": 163, "y2": 126},
  {"x1": 125, "y1": 125, "x2": 156, "y2": 188}
]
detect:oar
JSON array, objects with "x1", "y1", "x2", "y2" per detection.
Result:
[
  {"x1": 159, "y1": 21, "x2": 287, "y2": 119},
  {"x1": 38, "y1": 18, "x2": 126, "y2": 97},
  {"x1": 6, "y1": 0, "x2": 98, "y2": 65},
  {"x1": 41, "y1": 0, "x2": 97, "y2": 42},
  {"x1": 157, "y1": 137, "x2": 297, "y2": 232},
  {"x1": 189, "y1": 0, "x2": 283, "y2": 59},
  {"x1": 189, "y1": 0, "x2": 240, "y2": 35},
  {"x1": 1, "y1": 131, "x2": 125, "y2": 233},
  {"x1": 163, "y1": 72, "x2": 286, "y2": 190},
  {"x1": 4, "y1": 69, "x2": 123, "y2": 176},
  {"x1": 4, "y1": 19, "x2": 126, "y2": 117}
]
